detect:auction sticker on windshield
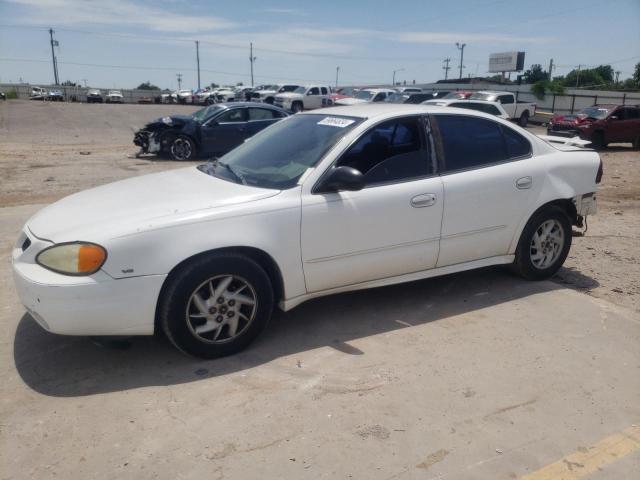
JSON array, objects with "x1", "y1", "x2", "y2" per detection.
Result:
[{"x1": 317, "y1": 117, "x2": 356, "y2": 128}]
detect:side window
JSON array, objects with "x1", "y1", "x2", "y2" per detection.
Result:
[
  {"x1": 337, "y1": 117, "x2": 430, "y2": 186},
  {"x1": 434, "y1": 115, "x2": 508, "y2": 172},
  {"x1": 248, "y1": 108, "x2": 275, "y2": 121},
  {"x1": 320, "y1": 87, "x2": 328, "y2": 95},
  {"x1": 499, "y1": 94, "x2": 514, "y2": 104},
  {"x1": 373, "y1": 93, "x2": 386, "y2": 102},
  {"x1": 217, "y1": 108, "x2": 246, "y2": 123},
  {"x1": 308, "y1": 87, "x2": 320, "y2": 95},
  {"x1": 626, "y1": 108, "x2": 640, "y2": 119},
  {"x1": 502, "y1": 126, "x2": 532, "y2": 158},
  {"x1": 485, "y1": 105, "x2": 501, "y2": 115}
]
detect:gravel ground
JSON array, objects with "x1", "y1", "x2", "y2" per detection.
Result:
[{"x1": 1, "y1": 100, "x2": 638, "y2": 311}]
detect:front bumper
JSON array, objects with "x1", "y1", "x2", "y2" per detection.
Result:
[{"x1": 12, "y1": 228, "x2": 166, "y2": 336}]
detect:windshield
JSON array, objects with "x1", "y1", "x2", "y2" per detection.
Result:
[
  {"x1": 198, "y1": 114, "x2": 363, "y2": 189},
  {"x1": 355, "y1": 90, "x2": 374, "y2": 100},
  {"x1": 469, "y1": 92, "x2": 496, "y2": 101},
  {"x1": 293, "y1": 86, "x2": 307, "y2": 94},
  {"x1": 191, "y1": 105, "x2": 224, "y2": 122},
  {"x1": 579, "y1": 107, "x2": 611, "y2": 119},
  {"x1": 384, "y1": 93, "x2": 409, "y2": 103}
]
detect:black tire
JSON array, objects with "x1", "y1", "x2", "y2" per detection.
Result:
[
  {"x1": 512, "y1": 206, "x2": 572, "y2": 281},
  {"x1": 206, "y1": 97, "x2": 216, "y2": 105},
  {"x1": 159, "y1": 253, "x2": 274, "y2": 358},
  {"x1": 265, "y1": 97, "x2": 274, "y2": 105},
  {"x1": 518, "y1": 111, "x2": 529, "y2": 128},
  {"x1": 169, "y1": 135, "x2": 196, "y2": 161},
  {"x1": 291, "y1": 101, "x2": 303, "y2": 113},
  {"x1": 632, "y1": 135, "x2": 640, "y2": 150},
  {"x1": 590, "y1": 131, "x2": 605, "y2": 150}
]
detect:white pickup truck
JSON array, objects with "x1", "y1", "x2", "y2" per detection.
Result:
[
  {"x1": 468, "y1": 91, "x2": 536, "y2": 127},
  {"x1": 274, "y1": 85, "x2": 332, "y2": 113}
]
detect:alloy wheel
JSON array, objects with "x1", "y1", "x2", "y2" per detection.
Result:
[
  {"x1": 185, "y1": 275, "x2": 257, "y2": 343},
  {"x1": 529, "y1": 219, "x2": 565, "y2": 269}
]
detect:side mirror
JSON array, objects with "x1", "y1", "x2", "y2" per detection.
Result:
[
  {"x1": 318, "y1": 166, "x2": 365, "y2": 193},
  {"x1": 206, "y1": 120, "x2": 219, "y2": 127},
  {"x1": 307, "y1": 91, "x2": 314, "y2": 96},
  {"x1": 609, "y1": 115, "x2": 618, "y2": 121}
]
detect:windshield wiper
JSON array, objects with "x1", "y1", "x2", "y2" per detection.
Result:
[{"x1": 217, "y1": 160, "x2": 247, "y2": 185}]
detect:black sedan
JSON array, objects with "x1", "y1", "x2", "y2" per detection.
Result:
[{"x1": 134, "y1": 102, "x2": 289, "y2": 160}]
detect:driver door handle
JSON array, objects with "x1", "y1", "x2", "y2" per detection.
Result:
[{"x1": 410, "y1": 193, "x2": 437, "y2": 208}]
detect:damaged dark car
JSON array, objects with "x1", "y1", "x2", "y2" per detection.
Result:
[{"x1": 134, "y1": 102, "x2": 289, "y2": 160}]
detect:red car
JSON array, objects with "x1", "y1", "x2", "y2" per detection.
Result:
[{"x1": 547, "y1": 104, "x2": 640, "y2": 149}]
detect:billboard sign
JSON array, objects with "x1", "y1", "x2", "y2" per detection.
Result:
[{"x1": 489, "y1": 51, "x2": 525, "y2": 72}]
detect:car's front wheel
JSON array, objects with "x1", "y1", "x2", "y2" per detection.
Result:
[
  {"x1": 291, "y1": 101, "x2": 303, "y2": 113},
  {"x1": 518, "y1": 111, "x2": 529, "y2": 128},
  {"x1": 159, "y1": 253, "x2": 274, "y2": 358},
  {"x1": 513, "y1": 206, "x2": 572, "y2": 280},
  {"x1": 169, "y1": 135, "x2": 196, "y2": 160}
]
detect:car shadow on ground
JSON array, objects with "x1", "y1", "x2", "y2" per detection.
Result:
[{"x1": 13, "y1": 266, "x2": 597, "y2": 397}]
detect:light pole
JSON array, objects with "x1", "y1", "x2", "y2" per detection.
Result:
[
  {"x1": 392, "y1": 68, "x2": 404, "y2": 86},
  {"x1": 455, "y1": 42, "x2": 466, "y2": 79},
  {"x1": 335, "y1": 66, "x2": 340, "y2": 89},
  {"x1": 195, "y1": 41, "x2": 201, "y2": 90}
]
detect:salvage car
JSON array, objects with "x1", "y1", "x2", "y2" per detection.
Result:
[
  {"x1": 29, "y1": 86, "x2": 47, "y2": 100},
  {"x1": 0, "y1": 91, "x2": 5, "y2": 101},
  {"x1": 133, "y1": 102, "x2": 289, "y2": 160},
  {"x1": 547, "y1": 104, "x2": 640, "y2": 149},
  {"x1": 385, "y1": 92, "x2": 449, "y2": 104},
  {"x1": 335, "y1": 88, "x2": 397, "y2": 106},
  {"x1": 106, "y1": 90, "x2": 124, "y2": 103},
  {"x1": 468, "y1": 91, "x2": 536, "y2": 127},
  {"x1": 87, "y1": 89, "x2": 103, "y2": 103},
  {"x1": 13, "y1": 104, "x2": 601, "y2": 358},
  {"x1": 274, "y1": 85, "x2": 332, "y2": 112},
  {"x1": 47, "y1": 89, "x2": 64, "y2": 101},
  {"x1": 423, "y1": 98, "x2": 509, "y2": 119},
  {"x1": 252, "y1": 84, "x2": 300, "y2": 104}
]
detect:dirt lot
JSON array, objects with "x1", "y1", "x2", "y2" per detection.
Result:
[{"x1": 1, "y1": 100, "x2": 638, "y2": 479}]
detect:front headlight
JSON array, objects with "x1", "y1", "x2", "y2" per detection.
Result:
[{"x1": 36, "y1": 242, "x2": 107, "y2": 276}]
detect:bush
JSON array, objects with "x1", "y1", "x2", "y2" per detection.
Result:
[
  {"x1": 531, "y1": 80, "x2": 566, "y2": 100},
  {"x1": 5, "y1": 89, "x2": 18, "y2": 99}
]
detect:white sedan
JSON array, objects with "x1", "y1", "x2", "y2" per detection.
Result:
[{"x1": 13, "y1": 104, "x2": 601, "y2": 358}]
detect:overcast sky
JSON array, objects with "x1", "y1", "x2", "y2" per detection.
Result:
[{"x1": 1, "y1": 0, "x2": 639, "y2": 89}]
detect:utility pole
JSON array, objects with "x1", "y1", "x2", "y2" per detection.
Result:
[
  {"x1": 442, "y1": 57, "x2": 451, "y2": 80},
  {"x1": 392, "y1": 68, "x2": 404, "y2": 86},
  {"x1": 81, "y1": 78, "x2": 88, "y2": 87},
  {"x1": 455, "y1": 42, "x2": 466, "y2": 79},
  {"x1": 49, "y1": 28, "x2": 60, "y2": 85},
  {"x1": 335, "y1": 66, "x2": 340, "y2": 89},
  {"x1": 249, "y1": 42, "x2": 256, "y2": 87},
  {"x1": 615, "y1": 70, "x2": 621, "y2": 85},
  {"x1": 547, "y1": 58, "x2": 554, "y2": 80},
  {"x1": 575, "y1": 64, "x2": 581, "y2": 88},
  {"x1": 176, "y1": 73, "x2": 183, "y2": 90},
  {"x1": 195, "y1": 41, "x2": 201, "y2": 90}
]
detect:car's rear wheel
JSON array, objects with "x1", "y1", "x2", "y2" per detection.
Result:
[
  {"x1": 159, "y1": 253, "x2": 274, "y2": 358},
  {"x1": 291, "y1": 101, "x2": 303, "y2": 113},
  {"x1": 518, "y1": 111, "x2": 529, "y2": 128},
  {"x1": 513, "y1": 206, "x2": 572, "y2": 280},
  {"x1": 632, "y1": 135, "x2": 640, "y2": 150},
  {"x1": 169, "y1": 135, "x2": 196, "y2": 161}
]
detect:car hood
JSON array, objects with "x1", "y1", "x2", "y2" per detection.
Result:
[
  {"x1": 27, "y1": 167, "x2": 280, "y2": 243},
  {"x1": 335, "y1": 97, "x2": 368, "y2": 106},
  {"x1": 144, "y1": 115, "x2": 193, "y2": 129}
]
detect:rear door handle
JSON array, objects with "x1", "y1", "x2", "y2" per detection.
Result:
[
  {"x1": 516, "y1": 176, "x2": 533, "y2": 189},
  {"x1": 410, "y1": 193, "x2": 437, "y2": 208}
]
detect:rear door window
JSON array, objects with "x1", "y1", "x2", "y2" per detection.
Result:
[
  {"x1": 433, "y1": 115, "x2": 509, "y2": 172},
  {"x1": 248, "y1": 108, "x2": 276, "y2": 120},
  {"x1": 320, "y1": 87, "x2": 328, "y2": 95},
  {"x1": 503, "y1": 126, "x2": 532, "y2": 158}
]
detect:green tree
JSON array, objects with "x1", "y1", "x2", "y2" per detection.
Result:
[
  {"x1": 633, "y1": 62, "x2": 640, "y2": 87},
  {"x1": 210, "y1": 82, "x2": 219, "y2": 89},
  {"x1": 523, "y1": 64, "x2": 548, "y2": 84},
  {"x1": 136, "y1": 81, "x2": 160, "y2": 90},
  {"x1": 594, "y1": 65, "x2": 614, "y2": 83},
  {"x1": 531, "y1": 79, "x2": 566, "y2": 100}
]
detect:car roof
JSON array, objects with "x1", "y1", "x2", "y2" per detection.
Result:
[
  {"x1": 219, "y1": 102, "x2": 289, "y2": 112},
  {"x1": 474, "y1": 90, "x2": 511, "y2": 96},
  {"x1": 300, "y1": 103, "x2": 501, "y2": 120}
]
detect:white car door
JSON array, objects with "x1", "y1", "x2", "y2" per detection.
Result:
[
  {"x1": 305, "y1": 87, "x2": 322, "y2": 109},
  {"x1": 432, "y1": 114, "x2": 545, "y2": 267},
  {"x1": 301, "y1": 115, "x2": 444, "y2": 293}
]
